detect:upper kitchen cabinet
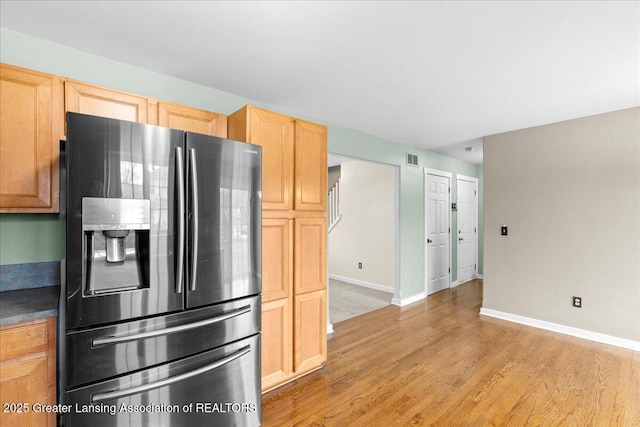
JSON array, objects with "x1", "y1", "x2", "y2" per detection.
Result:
[
  {"x1": 294, "y1": 119, "x2": 327, "y2": 211},
  {"x1": 1, "y1": 62, "x2": 237, "y2": 213},
  {"x1": 64, "y1": 80, "x2": 150, "y2": 125},
  {"x1": 65, "y1": 81, "x2": 229, "y2": 137},
  {"x1": 156, "y1": 101, "x2": 227, "y2": 138},
  {"x1": 0, "y1": 63, "x2": 62, "y2": 213},
  {"x1": 228, "y1": 105, "x2": 295, "y2": 211},
  {"x1": 228, "y1": 105, "x2": 327, "y2": 212}
]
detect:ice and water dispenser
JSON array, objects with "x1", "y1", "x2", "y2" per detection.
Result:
[{"x1": 82, "y1": 198, "x2": 151, "y2": 295}]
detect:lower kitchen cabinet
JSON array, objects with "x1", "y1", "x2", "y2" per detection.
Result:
[
  {"x1": 260, "y1": 216, "x2": 327, "y2": 393},
  {"x1": 294, "y1": 290, "x2": 327, "y2": 373},
  {"x1": 261, "y1": 298, "x2": 293, "y2": 391},
  {"x1": 0, "y1": 317, "x2": 56, "y2": 427},
  {"x1": 261, "y1": 289, "x2": 327, "y2": 393}
]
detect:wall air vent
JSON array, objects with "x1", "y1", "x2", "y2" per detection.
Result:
[{"x1": 406, "y1": 153, "x2": 419, "y2": 166}]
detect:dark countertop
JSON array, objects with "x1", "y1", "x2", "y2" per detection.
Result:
[{"x1": 0, "y1": 285, "x2": 60, "y2": 326}]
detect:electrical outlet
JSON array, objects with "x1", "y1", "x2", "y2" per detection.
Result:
[
  {"x1": 358, "y1": 262, "x2": 362, "y2": 269},
  {"x1": 572, "y1": 296, "x2": 582, "y2": 308}
]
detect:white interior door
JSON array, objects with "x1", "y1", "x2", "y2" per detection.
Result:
[
  {"x1": 425, "y1": 170, "x2": 451, "y2": 295},
  {"x1": 457, "y1": 175, "x2": 477, "y2": 284}
]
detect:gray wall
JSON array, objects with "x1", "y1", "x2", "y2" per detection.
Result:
[{"x1": 483, "y1": 107, "x2": 640, "y2": 342}]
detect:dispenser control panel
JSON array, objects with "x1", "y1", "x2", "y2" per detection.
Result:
[{"x1": 82, "y1": 198, "x2": 150, "y2": 231}]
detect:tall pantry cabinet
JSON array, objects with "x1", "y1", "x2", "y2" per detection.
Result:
[{"x1": 228, "y1": 105, "x2": 327, "y2": 392}]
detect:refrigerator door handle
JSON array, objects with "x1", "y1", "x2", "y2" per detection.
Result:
[
  {"x1": 175, "y1": 147, "x2": 186, "y2": 294},
  {"x1": 91, "y1": 345, "x2": 251, "y2": 403},
  {"x1": 189, "y1": 148, "x2": 199, "y2": 291},
  {"x1": 91, "y1": 305, "x2": 252, "y2": 347}
]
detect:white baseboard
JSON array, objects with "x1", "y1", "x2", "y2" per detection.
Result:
[
  {"x1": 329, "y1": 274, "x2": 394, "y2": 294},
  {"x1": 455, "y1": 277, "x2": 479, "y2": 287},
  {"x1": 395, "y1": 277, "x2": 482, "y2": 306},
  {"x1": 327, "y1": 322, "x2": 334, "y2": 335},
  {"x1": 476, "y1": 274, "x2": 484, "y2": 279},
  {"x1": 480, "y1": 308, "x2": 640, "y2": 351},
  {"x1": 392, "y1": 292, "x2": 427, "y2": 307}
]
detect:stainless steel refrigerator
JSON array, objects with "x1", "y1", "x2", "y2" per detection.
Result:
[{"x1": 59, "y1": 112, "x2": 262, "y2": 426}]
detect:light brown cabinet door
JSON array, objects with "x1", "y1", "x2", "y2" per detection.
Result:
[
  {"x1": 294, "y1": 290, "x2": 327, "y2": 374},
  {"x1": 228, "y1": 106, "x2": 327, "y2": 213},
  {"x1": 0, "y1": 318, "x2": 56, "y2": 427},
  {"x1": 65, "y1": 80, "x2": 149, "y2": 124},
  {"x1": 262, "y1": 218, "x2": 292, "y2": 303},
  {"x1": 228, "y1": 105, "x2": 294, "y2": 211},
  {"x1": 0, "y1": 356, "x2": 49, "y2": 427},
  {"x1": 0, "y1": 64, "x2": 62, "y2": 212},
  {"x1": 295, "y1": 120, "x2": 327, "y2": 211},
  {"x1": 261, "y1": 298, "x2": 293, "y2": 392},
  {"x1": 156, "y1": 102, "x2": 227, "y2": 137},
  {"x1": 294, "y1": 216, "x2": 327, "y2": 295},
  {"x1": 0, "y1": 321, "x2": 48, "y2": 361},
  {"x1": 246, "y1": 107, "x2": 295, "y2": 211}
]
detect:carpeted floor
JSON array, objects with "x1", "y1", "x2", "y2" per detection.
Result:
[{"x1": 328, "y1": 278, "x2": 392, "y2": 324}]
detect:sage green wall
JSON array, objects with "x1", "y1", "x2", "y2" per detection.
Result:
[
  {"x1": 0, "y1": 214, "x2": 65, "y2": 264},
  {"x1": 0, "y1": 28, "x2": 482, "y2": 301}
]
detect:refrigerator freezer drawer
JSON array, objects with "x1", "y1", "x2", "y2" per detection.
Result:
[
  {"x1": 62, "y1": 334, "x2": 261, "y2": 427},
  {"x1": 65, "y1": 295, "x2": 260, "y2": 388}
]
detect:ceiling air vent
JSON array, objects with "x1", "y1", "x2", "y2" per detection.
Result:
[{"x1": 406, "y1": 153, "x2": 419, "y2": 166}]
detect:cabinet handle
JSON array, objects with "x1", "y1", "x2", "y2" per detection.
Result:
[{"x1": 189, "y1": 148, "x2": 199, "y2": 291}]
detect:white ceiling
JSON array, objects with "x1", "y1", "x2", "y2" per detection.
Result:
[{"x1": 2, "y1": 1, "x2": 638, "y2": 164}]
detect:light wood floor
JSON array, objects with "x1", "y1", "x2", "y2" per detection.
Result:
[{"x1": 262, "y1": 279, "x2": 639, "y2": 426}]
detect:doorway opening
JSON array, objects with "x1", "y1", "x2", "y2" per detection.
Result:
[{"x1": 327, "y1": 154, "x2": 399, "y2": 329}]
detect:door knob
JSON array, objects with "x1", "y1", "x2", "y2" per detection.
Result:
[
  {"x1": 427, "y1": 239, "x2": 432, "y2": 243},
  {"x1": 459, "y1": 237, "x2": 463, "y2": 242}
]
